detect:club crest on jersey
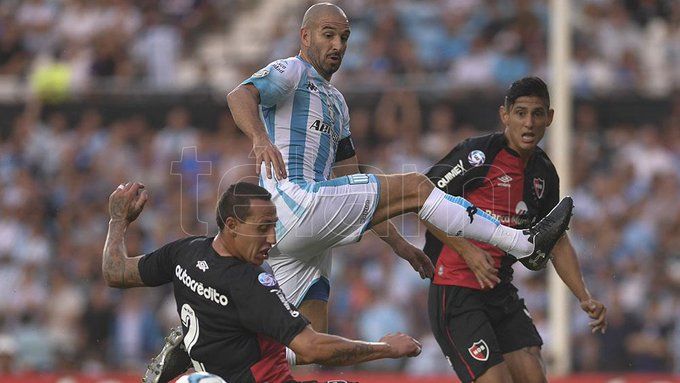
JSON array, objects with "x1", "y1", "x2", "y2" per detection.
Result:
[
  {"x1": 258, "y1": 272, "x2": 277, "y2": 287},
  {"x1": 468, "y1": 339, "x2": 489, "y2": 361},
  {"x1": 196, "y1": 260, "x2": 209, "y2": 272},
  {"x1": 533, "y1": 177, "x2": 545, "y2": 199},
  {"x1": 467, "y1": 150, "x2": 486, "y2": 167}
]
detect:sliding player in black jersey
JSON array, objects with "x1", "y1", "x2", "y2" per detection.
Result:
[{"x1": 102, "y1": 181, "x2": 421, "y2": 383}]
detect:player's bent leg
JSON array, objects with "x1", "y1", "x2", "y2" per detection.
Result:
[
  {"x1": 503, "y1": 346, "x2": 547, "y2": 383},
  {"x1": 370, "y1": 173, "x2": 573, "y2": 265},
  {"x1": 428, "y1": 284, "x2": 508, "y2": 383},
  {"x1": 491, "y1": 284, "x2": 545, "y2": 383},
  {"x1": 369, "y1": 173, "x2": 432, "y2": 224},
  {"x1": 474, "y1": 363, "x2": 514, "y2": 383},
  {"x1": 298, "y1": 299, "x2": 328, "y2": 333},
  {"x1": 371, "y1": 173, "x2": 529, "y2": 256},
  {"x1": 297, "y1": 276, "x2": 330, "y2": 333}
]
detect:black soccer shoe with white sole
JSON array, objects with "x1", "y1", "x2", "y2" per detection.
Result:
[
  {"x1": 142, "y1": 326, "x2": 191, "y2": 383},
  {"x1": 518, "y1": 196, "x2": 573, "y2": 271}
]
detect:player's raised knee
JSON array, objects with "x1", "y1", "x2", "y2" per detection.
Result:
[{"x1": 405, "y1": 172, "x2": 435, "y2": 200}]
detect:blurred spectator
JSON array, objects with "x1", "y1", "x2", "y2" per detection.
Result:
[
  {"x1": 0, "y1": 334, "x2": 17, "y2": 374},
  {"x1": 0, "y1": 0, "x2": 676, "y2": 378},
  {"x1": 0, "y1": 0, "x2": 675, "y2": 95},
  {"x1": 132, "y1": 10, "x2": 180, "y2": 88},
  {"x1": 111, "y1": 290, "x2": 162, "y2": 370},
  {"x1": 0, "y1": 92, "x2": 675, "y2": 375},
  {"x1": 81, "y1": 283, "x2": 115, "y2": 372},
  {"x1": 0, "y1": 18, "x2": 29, "y2": 76}
]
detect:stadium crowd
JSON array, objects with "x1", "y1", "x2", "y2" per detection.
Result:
[
  {"x1": 0, "y1": 94, "x2": 678, "y2": 375},
  {"x1": 0, "y1": 0, "x2": 678, "y2": 379},
  {"x1": 0, "y1": 0, "x2": 677, "y2": 95}
]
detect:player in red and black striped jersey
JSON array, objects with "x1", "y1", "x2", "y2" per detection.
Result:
[
  {"x1": 424, "y1": 77, "x2": 608, "y2": 383},
  {"x1": 102, "y1": 181, "x2": 421, "y2": 383}
]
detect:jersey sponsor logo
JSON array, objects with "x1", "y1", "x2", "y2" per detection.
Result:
[
  {"x1": 497, "y1": 174, "x2": 513, "y2": 187},
  {"x1": 196, "y1": 260, "x2": 209, "y2": 272},
  {"x1": 438, "y1": 265, "x2": 444, "y2": 276},
  {"x1": 269, "y1": 288, "x2": 300, "y2": 318},
  {"x1": 467, "y1": 150, "x2": 486, "y2": 167},
  {"x1": 175, "y1": 265, "x2": 229, "y2": 306},
  {"x1": 515, "y1": 201, "x2": 528, "y2": 215},
  {"x1": 258, "y1": 272, "x2": 277, "y2": 287},
  {"x1": 468, "y1": 339, "x2": 489, "y2": 361},
  {"x1": 272, "y1": 60, "x2": 287, "y2": 73},
  {"x1": 436, "y1": 159, "x2": 466, "y2": 188},
  {"x1": 309, "y1": 119, "x2": 340, "y2": 143},
  {"x1": 252, "y1": 68, "x2": 269, "y2": 78},
  {"x1": 483, "y1": 209, "x2": 532, "y2": 228},
  {"x1": 533, "y1": 177, "x2": 545, "y2": 199}
]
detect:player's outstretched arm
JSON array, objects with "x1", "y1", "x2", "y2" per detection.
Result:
[
  {"x1": 289, "y1": 326, "x2": 421, "y2": 366},
  {"x1": 551, "y1": 235, "x2": 607, "y2": 333},
  {"x1": 102, "y1": 182, "x2": 148, "y2": 288},
  {"x1": 227, "y1": 84, "x2": 286, "y2": 179}
]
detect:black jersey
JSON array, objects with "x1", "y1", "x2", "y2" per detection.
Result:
[
  {"x1": 138, "y1": 236, "x2": 309, "y2": 383},
  {"x1": 424, "y1": 133, "x2": 560, "y2": 288}
]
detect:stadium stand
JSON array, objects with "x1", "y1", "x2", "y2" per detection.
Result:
[{"x1": 0, "y1": 0, "x2": 677, "y2": 379}]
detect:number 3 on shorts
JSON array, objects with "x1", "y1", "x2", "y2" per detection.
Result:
[
  {"x1": 348, "y1": 174, "x2": 369, "y2": 185},
  {"x1": 181, "y1": 304, "x2": 200, "y2": 353}
]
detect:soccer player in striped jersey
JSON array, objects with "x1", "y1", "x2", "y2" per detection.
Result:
[{"x1": 227, "y1": 2, "x2": 572, "y2": 336}]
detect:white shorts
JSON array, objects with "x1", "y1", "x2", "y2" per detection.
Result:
[{"x1": 262, "y1": 174, "x2": 381, "y2": 306}]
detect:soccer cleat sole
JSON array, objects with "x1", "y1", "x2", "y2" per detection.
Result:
[
  {"x1": 142, "y1": 326, "x2": 190, "y2": 383},
  {"x1": 519, "y1": 196, "x2": 574, "y2": 271}
]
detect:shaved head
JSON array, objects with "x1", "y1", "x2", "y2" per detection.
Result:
[
  {"x1": 301, "y1": 2, "x2": 348, "y2": 29},
  {"x1": 298, "y1": 2, "x2": 350, "y2": 80}
]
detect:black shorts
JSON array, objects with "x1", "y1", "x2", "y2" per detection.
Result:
[{"x1": 427, "y1": 283, "x2": 542, "y2": 382}]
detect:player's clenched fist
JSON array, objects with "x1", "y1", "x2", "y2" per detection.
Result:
[
  {"x1": 380, "y1": 332, "x2": 422, "y2": 358},
  {"x1": 108, "y1": 182, "x2": 148, "y2": 223}
]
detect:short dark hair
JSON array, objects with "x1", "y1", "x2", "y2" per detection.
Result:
[
  {"x1": 504, "y1": 77, "x2": 550, "y2": 109},
  {"x1": 216, "y1": 182, "x2": 272, "y2": 231}
]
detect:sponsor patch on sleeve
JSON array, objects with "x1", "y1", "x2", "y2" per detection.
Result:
[
  {"x1": 258, "y1": 272, "x2": 277, "y2": 287},
  {"x1": 467, "y1": 150, "x2": 486, "y2": 167},
  {"x1": 252, "y1": 68, "x2": 270, "y2": 78}
]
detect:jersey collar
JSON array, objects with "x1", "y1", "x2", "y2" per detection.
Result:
[{"x1": 296, "y1": 54, "x2": 330, "y2": 84}]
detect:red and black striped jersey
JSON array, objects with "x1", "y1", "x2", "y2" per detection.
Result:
[{"x1": 424, "y1": 133, "x2": 560, "y2": 289}]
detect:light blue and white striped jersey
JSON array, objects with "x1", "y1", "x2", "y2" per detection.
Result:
[{"x1": 242, "y1": 55, "x2": 351, "y2": 186}]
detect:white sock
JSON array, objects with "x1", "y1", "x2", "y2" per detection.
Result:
[
  {"x1": 418, "y1": 188, "x2": 534, "y2": 256},
  {"x1": 285, "y1": 347, "x2": 296, "y2": 366},
  {"x1": 490, "y1": 225, "x2": 534, "y2": 257}
]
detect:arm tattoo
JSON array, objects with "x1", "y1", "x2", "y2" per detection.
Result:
[
  {"x1": 102, "y1": 220, "x2": 144, "y2": 288},
  {"x1": 109, "y1": 199, "x2": 128, "y2": 221},
  {"x1": 324, "y1": 342, "x2": 379, "y2": 366}
]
